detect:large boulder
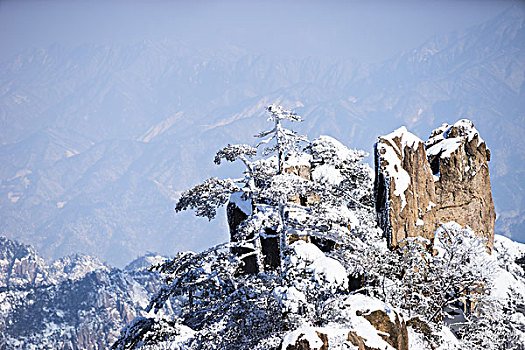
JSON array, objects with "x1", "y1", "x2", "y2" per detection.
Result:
[
  {"x1": 426, "y1": 120, "x2": 495, "y2": 252},
  {"x1": 281, "y1": 327, "x2": 328, "y2": 350},
  {"x1": 344, "y1": 294, "x2": 408, "y2": 350},
  {"x1": 281, "y1": 295, "x2": 409, "y2": 350},
  {"x1": 374, "y1": 127, "x2": 437, "y2": 248}
]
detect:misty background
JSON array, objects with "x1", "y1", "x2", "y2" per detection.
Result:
[{"x1": 0, "y1": 0, "x2": 523, "y2": 266}]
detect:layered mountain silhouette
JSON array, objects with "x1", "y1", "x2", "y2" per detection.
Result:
[{"x1": 0, "y1": 6, "x2": 523, "y2": 266}]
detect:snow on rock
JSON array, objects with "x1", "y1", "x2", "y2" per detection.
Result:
[
  {"x1": 375, "y1": 126, "x2": 423, "y2": 209},
  {"x1": 48, "y1": 254, "x2": 110, "y2": 283},
  {"x1": 291, "y1": 240, "x2": 325, "y2": 264},
  {"x1": 325, "y1": 294, "x2": 406, "y2": 350},
  {"x1": 492, "y1": 234, "x2": 525, "y2": 300},
  {"x1": 282, "y1": 326, "x2": 325, "y2": 350},
  {"x1": 375, "y1": 126, "x2": 438, "y2": 250},
  {"x1": 343, "y1": 294, "x2": 406, "y2": 350},
  {"x1": 426, "y1": 119, "x2": 485, "y2": 159},
  {"x1": 0, "y1": 236, "x2": 170, "y2": 350},
  {"x1": 284, "y1": 151, "x2": 312, "y2": 168},
  {"x1": 494, "y1": 234, "x2": 525, "y2": 261},
  {"x1": 307, "y1": 256, "x2": 348, "y2": 290},
  {"x1": 408, "y1": 327, "x2": 431, "y2": 350},
  {"x1": 424, "y1": 118, "x2": 495, "y2": 252},
  {"x1": 312, "y1": 135, "x2": 353, "y2": 163},
  {"x1": 290, "y1": 241, "x2": 348, "y2": 290},
  {"x1": 124, "y1": 253, "x2": 167, "y2": 272},
  {"x1": 491, "y1": 268, "x2": 525, "y2": 300},
  {"x1": 344, "y1": 294, "x2": 398, "y2": 324},
  {"x1": 426, "y1": 137, "x2": 463, "y2": 159},
  {"x1": 311, "y1": 163, "x2": 344, "y2": 185},
  {"x1": 310, "y1": 135, "x2": 368, "y2": 186},
  {"x1": 436, "y1": 326, "x2": 460, "y2": 350}
]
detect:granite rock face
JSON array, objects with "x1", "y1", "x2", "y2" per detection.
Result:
[
  {"x1": 375, "y1": 120, "x2": 495, "y2": 252},
  {"x1": 374, "y1": 127, "x2": 438, "y2": 248},
  {"x1": 426, "y1": 120, "x2": 496, "y2": 252},
  {"x1": 361, "y1": 309, "x2": 409, "y2": 350}
]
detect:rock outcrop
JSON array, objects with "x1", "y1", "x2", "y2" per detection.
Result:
[
  {"x1": 426, "y1": 120, "x2": 495, "y2": 252},
  {"x1": 360, "y1": 309, "x2": 409, "y2": 350},
  {"x1": 374, "y1": 127, "x2": 438, "y2": 248},
  {"x1": 282, "y1": 329, "x2": 328, "y2": 350},
  {"x1": 374, "y1": 120, "x2": 495, "y2": 252},
  {"x1": 0, "y1": 236, "x2": 169, "y2": 350},
  {"x1": 281, "y1": 294, "x2": 409, "y2": 350},
  {"x1": 346, "y1": 294, "x2": 409, "y2": 350}
]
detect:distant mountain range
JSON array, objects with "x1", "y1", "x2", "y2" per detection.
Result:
[
  {"x1": 0, "y1": 6, "x2": 523, "y2": 266},
  {"x1": 0, "y1": 236, "x2": 168, "y2": 349}
]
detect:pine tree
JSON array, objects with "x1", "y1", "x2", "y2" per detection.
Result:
[{"x1": 113, "y1": 105, "x2": 377, "y2": 349}]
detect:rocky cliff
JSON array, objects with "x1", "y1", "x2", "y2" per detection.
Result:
[
  {"x1": 374, "y1": 127, "x2": 437, "y2": 248},
  {"x1": 0, "y1": 237, "x2": 170, "y2": 349},
  {"x1": 426, "y1": 120, "x2": 496, "y2": 252},
  {"x1": 375, "y1": 120, "x2": 495, "y2": 252}
]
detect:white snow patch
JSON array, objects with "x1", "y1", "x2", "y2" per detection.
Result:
[
  {"x1": 65, "y1": 149, "x2": 79, "y2": 158},
  {"x1": 492, "y1": 235, "x2": 525, "y2": 301},
  {"x1": 383, "y1": 126, "x2": 423, "y2": 151},
  {"x1": 291, "y1": 241, "x2": 325, "y2": 263},
  {"x1": 345, "y1": 294, "x2": 398, "y2": 323},
  {"x1": 494, "y1": 234, "x2": 525, "y2": 261},
  {"x1": 436, "y1": 326, "x2": 460, "y2": 349},
  {"x1": 291, "y1": 241, "x2": 348, "y2": 290},
  {"x1": 312, "y1": 135, "x2": 364, "y2": 164},
  {"x1": 427, "y1": 137, "x2": 462, "y2": 158},
  {"x1": 416, "y1": 219, "x2": 424, "y2": 226},
  {"x1": 377, "y1": 127, "x2": 423, "y2": 209},
  {"x1": 408, "y1": 327, "x2": 431, "y2": 350},
  {"x1": 282, "y1": 326, "x2": 324, "y2": 350},
  {"x1": 139, "y1": 112, "x2": 183, "y2": 143},
  {"x1": 130, "y1": 280, "x2": 150, "y2": 309},
  {"x1": 284, "y1": 151, "x2": 312, "y2": 168},
  {"x1": 311, "y1": 163, "x2": 344, "y2": 185},
  {"x1": 307, "y1": 256, "x2": 348, "y2": 289},
  {"x1": 426, "y1": 119, "x2": 484, "y2": 159},
  {"x1": 491, "y1": 268, "x2": 525, "y2": 300},
  {"x1": 338, "y1": 294, "x2": 397, "y2": 349}
]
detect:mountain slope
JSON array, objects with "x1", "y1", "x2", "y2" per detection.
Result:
[
  {"x1": 0, "y1": 7, "x2": 523, "y2": 265},
  {"x1": 0, "y1": 236, "x2": 169, "y2": 349}
]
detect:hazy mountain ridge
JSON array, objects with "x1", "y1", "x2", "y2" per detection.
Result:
[
  {"x1": 0, "y1": 7, "x2": 523, "y2": 266},
  {"x1": 0, "y1": 236, "x2": 168, "y2": 349}
]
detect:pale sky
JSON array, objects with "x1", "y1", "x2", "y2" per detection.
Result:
[{"x1": 0, "y1": 0, "x2": 520, "y2": 63}]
